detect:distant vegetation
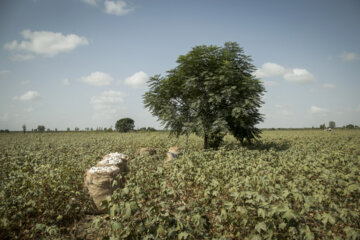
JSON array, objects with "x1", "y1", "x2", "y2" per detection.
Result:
[{"x1": 115, "y1": 118, "x2": 135, "y2": 133}]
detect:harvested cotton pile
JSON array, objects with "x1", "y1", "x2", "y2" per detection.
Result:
[
  {"x1": 97, "y1": 152, "x2": 128, "y2": 172},
  {"x1": 84, "y1": 152, "x2": 128, "y2": 212}
]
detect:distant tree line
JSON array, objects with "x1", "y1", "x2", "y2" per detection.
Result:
[{"x1": 11, "y1": 118, "x2": 157, "y2": 133}]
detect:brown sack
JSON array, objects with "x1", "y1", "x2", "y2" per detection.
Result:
[
  {"x1": 165, "y1": 146, "x2": 182, "y2": 164},
  {"x1": 84, "y1": 165, "x2": 122, "y2": 212},
  {"x1": 139, "y1": 147, "x2": 157, "y2": 156}
]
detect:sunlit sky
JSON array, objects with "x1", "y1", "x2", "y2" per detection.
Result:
[{"x1": 1, "y1": 0, "x2": 359, "y2": 130}]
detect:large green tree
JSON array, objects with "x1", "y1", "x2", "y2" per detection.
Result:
[
  {"x1": 115, "y1": 118, "x2": 135, "y2": 132},
  {"x1": 144, "y1": 42, "x2": 265, "y2": 149}
]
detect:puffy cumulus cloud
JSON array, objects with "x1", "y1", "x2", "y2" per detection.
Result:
[
  {"x1": 91, "y1": 90, "x2": 125, "y2": 110},
  {"x1": 91, "y1": 90, "x2": 125, "y2": 119},
  {"x1": 340, "y1": 52, "x2": 358, "y2": 62},
  {"x1": 309, "y1": 106, "x2": 329, "y2": 114},
  {"x1": 104, "y1": 0, "x2": 132, "y2": 16},
  {"x1": 255, "y1": 62, "x2": 315, "y2": 85},
  {"x1": 124, "y1": 71, "x2": 148, "y2": 88},
  {"x1": 323, "y1": 83, "x2": 336, "y2": 89},
  {"x1": 283, "y1": 68, "x2": 315, "y2": 84},
  {"x1": 254, "y1": 62, "x2": 286, "y2": 78},
  {"x1": 81, "y1": 71, "x2": 113, "y2": 86},
  {"x1": 13, "y1": 90, "x2": 40, "y2": 101},
  {"x1": 4, "y1": 30, "x2": 88, "y2": 58},
  {"x1": 62, "y1": 78, "x2": 70, "y2": 86}
]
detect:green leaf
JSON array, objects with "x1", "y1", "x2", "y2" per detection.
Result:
[
  {"x1": 258, "y1": 208, "x2": 266, "y2": 219},
  {"x1": 123, "y1": 202, "x2": 132, "y2": 220},
  {"x1": 178, "y1": 231, "x2": 190, "y2": 239},
  {"x1": 250, "y1": 234, "x2": 262, "y2": 240},
  {"x1": 255, "y1": 221, "x2": 267, "y2": 233},
  {"x1": 224, "y1": 201, "x2": 234, "y2": 210},
  {"x1": 282, "y1": 209, "x2": 296, "y2": 221},
  {"x1": 279, "y1": 222, "x2": 287, "y2": 230}
]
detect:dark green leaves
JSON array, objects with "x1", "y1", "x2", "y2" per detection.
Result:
[{"x1": 143, "y1": 42, "x2": 265, "y2": 149}]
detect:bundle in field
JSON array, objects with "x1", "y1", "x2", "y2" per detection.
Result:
[
  {"x1": 97, "y1": 152, "x2": 128, "y2": 172},
  {"x1": 138, "y1": 147, "x2": 157, "y2": 156},
  {"x1": 165, "y1": 146, "x2": 182, "y2": 164},
  {"x1": 84, "y1": 152, "x2": 128, "y2": 212}
]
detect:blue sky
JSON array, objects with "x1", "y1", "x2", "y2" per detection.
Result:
[{"x1": 0, "y1": 0, "x2": 359, "y2": 130}]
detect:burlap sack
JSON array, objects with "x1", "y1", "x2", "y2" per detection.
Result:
[
  {"x1": 84, "y1": 165, "x2": 122, "y2": 212},
  {"x1": 165, "y1": 146, "x2": 182, "y2": 164},
  {"x1": 138, "y1": 147, "x2": 157, "y2": 156}
]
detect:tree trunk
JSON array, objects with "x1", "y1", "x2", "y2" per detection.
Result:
[{"x1": 204, "y1": 133, "x2": 208, "y2": 149}]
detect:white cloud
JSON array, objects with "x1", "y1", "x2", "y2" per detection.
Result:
[
  {"x1": 310, "y1": 106, "x2": 329, "y2": 114},
  {"x1": 255, "y1": 62, "x2": 286, "y2": 78},
  {"x1": 124, "y1": 71, "x2": 148, "y2": 88},
  {"x1": 11, "y1": 53, "x2": 35, "y2": 61},
  {"x1": 91, "y1": 90, "x2": 125, "y2": 110},
  {"x1": 81, "y1": 0, "x2": 98, "y2": 6},
  {"x1": 104, "y1": 0, "x2": 131, "y2": 16},
  {"x1": 13, "y1": 90, "x2": 40, "y2": 101},
  {"x1": 62, "y1": 78, "x2": 70, "y2": 86},
  {"x1": 283, "y1": 68, "x2": 315, "y2": 84},
  {"x1": 0, "y1": 113, "x2": 9, "y2": 121},
  {"x1": 340, "y1": 52, "x2": 358, "y2": 62},
  {"x1": 263, "y1": 80, "x2": 278, "y2": 87},
  {"x1": 91, "y1": 90, "x2": 125, "y2": 119},
  {"x1": 255, "y1": 62, "x2": 315, "y2": 84},
  {"x1": 81, "y1": 71, "x2": 113, "y2": 86},
  {"x1": 323, "y1": 83, "x2": 336, "y2": 89},
  {"x1": 4, "y1": 30, "x2": 88, "y2": 58},
  {"x1": 0, "y1": 70, "x2": 9, "y2": 76}
]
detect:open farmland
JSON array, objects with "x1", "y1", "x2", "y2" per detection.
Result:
[{"x1": 0, "y1": 130, "x2": 359, "y2": 239}]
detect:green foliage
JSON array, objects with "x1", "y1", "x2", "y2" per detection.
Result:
[
  {"x1": 144, "y1": 42, "x2": 264, "y2": 149},
  {"x1": 102, "y1": 129, "x2": 360, "y2": 239},
  {"x1": 37, "y1": 125, "x2": 45, "y2": 132},
  {"x1": 115, "y1": 118, "x2": 135, "y2": 133},
  {"x1": 0, "y1": 130, "x2": 360, "y2": 239}
]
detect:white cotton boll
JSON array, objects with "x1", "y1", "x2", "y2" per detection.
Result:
[
  {"x1": 97, "y1": 152, "x2": 128, "y2": 167},
  {"x1": 88, "y1": 165, "x2": 119, "y2": 174}
]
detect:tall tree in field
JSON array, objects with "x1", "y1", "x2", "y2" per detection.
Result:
[
  {"x1": 115, "y1": 118, "x2": 135, "y2": 132},
  {"x1": 329, "y1": 121, "x2": 336, "y2": 129},
  {"x1": 22, "y1": 124, "x2": 26, "y2": 134},
  {"x1": 144, "y1": 42, "x2": 265, "y2": 149},
  {"x1": 37, "y1": 125, "x2": 45, "y2": 132}
]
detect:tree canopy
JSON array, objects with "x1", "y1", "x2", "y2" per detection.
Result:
[
  {"x1": 115, "y1": 118, "x2": 135, "y2": 132},
  {"x1": 144, "y1": 42, "x2": 264, "y2": 149}
]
